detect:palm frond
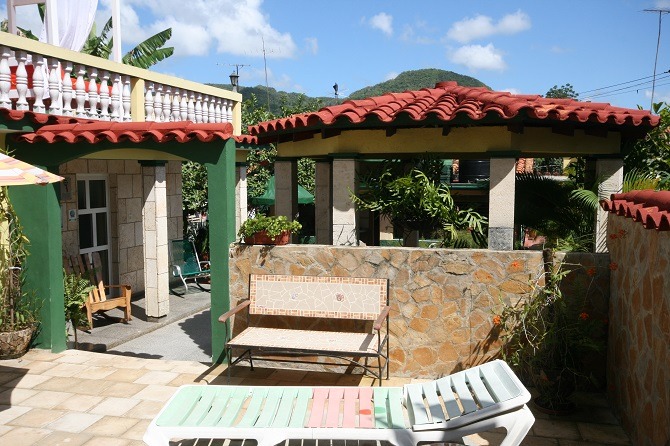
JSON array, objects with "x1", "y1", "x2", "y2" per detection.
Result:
[{"x1": 122, "y1": 29, "x2": 174, "y2": 69}]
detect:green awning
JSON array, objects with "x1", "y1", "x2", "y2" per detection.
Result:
[{"x1": 250, "y1": 176, "x2": 314, "y2": 205}]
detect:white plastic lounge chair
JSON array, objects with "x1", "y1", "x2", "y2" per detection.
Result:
[{"x1": 143, "y1": 359, "x2": 534, "y2": 446}]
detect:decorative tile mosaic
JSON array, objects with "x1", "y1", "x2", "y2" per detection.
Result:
[{"x1": 249, "y1": 275, "x2": 388, "y2": 320}]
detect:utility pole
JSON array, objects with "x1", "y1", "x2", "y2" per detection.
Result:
[{"x1": 644, "y1": 8, "x2": 670, "y2": 110}]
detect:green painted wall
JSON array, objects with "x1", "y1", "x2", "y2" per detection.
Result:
[{"x1": 9, "y1": 181, "x2": 66, "y2": 352}]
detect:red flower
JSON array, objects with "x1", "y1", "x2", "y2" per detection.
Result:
[
  {"x1": 510, "y1": 261, "x2": 520, "y2": 268},
  {"x1": 579, "y1": 312, "x2": 589, "y2": 320},
  {"x1": 492, "y1": 315, "x2": 502, "y2": 326},
  {"x1": 609, "y1": 262, "x2": 618, "y2": 271},
  {"x1": 586, "y1": 267, "x2": 597, "y2": 277},
  {"x1": 618, "y1": 229, "x2": 627, "y2": 237}
]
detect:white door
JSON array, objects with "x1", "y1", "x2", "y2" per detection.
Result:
[{"x1": 77, "y1": 175, "x2": 112, "y2": 283}]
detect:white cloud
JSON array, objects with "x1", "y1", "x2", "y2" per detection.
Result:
[
  {"x1": 447, "y1": 10, "x2": 530, "y2": 43},
  {"x1": 96, "y1": 0, "x2": 297, "y2": 58},
  {"x1": 550, "y1": 45, "x2": 568, "y2": 54},
  {"x1": 655, "y1": 0, "x2": 670, "y2": 8},
  {"x1": 449, "y1": 44, "x2": 507, "y2": 71},
  {"x1": 369, "y1": 12, "x2": 393, "y2": 36},
  {"x1": 385, "y1": 71, "x2": 399, "y2": 81},
  {"x1": 304, "y1": 37, "x2": 318, "y2": 55},
  {"x1": 0, "y1": 2, "x2": 47, "y2": 37},
  {"x1": 502, "y1": 87, "x2": 522, "y2": 95}
]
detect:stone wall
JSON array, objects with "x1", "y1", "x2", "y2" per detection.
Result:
[
  {"x1": 606, "y1": 215, "x2": 669, "y2": 446},
  {"x1": 229, "y1": 245, "x2": 610, "y2": 378},
  {"x1": 59, "y1": 159, "x2": 183, "y2": 293}
]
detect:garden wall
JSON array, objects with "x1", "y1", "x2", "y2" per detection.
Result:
[
  {"x1": 603, "y1": 191, "x2": 670, "y2": 446},
  {"x1": 229, "y1": 245, "x2": 609, "y2": 378}
]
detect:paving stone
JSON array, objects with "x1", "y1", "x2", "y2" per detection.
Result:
[
  {"x1": 46, "y1": 412, "x2": 103, "y2": 433},
  {"x1": 101, "y1": 381, "x2": 148, "y2": 398},
  {"x1": 132, "y1": 384, "x2": 177, "y2": 402},
  {"x1": 89, "y1": 397, "x2": 141, "y2": 416},
  {"x1": 9, "y1": 407, "x2": 67, "y2": 428},
  {"x1": 122, "y1": 418, "x2": 151, "y2": 441},
  {"x1": 43, "y1": 362, "x2": 90, "y2": 377},
  {"x1": 105, "y1": 368, "x2": 149, "y2": 382},
  {"x1": 77, "y1": 366, "x2": 118, "y2": 380},
  {"x1": 577, "y1": 423, "x2": 632, "y2": 445},
  {"x1": 133, "y1": 370, "x2": 180, "y2": 385},
  {"x1": 124, "y1": 399, "x2": 167, "y2": 420},
  {"x1": 21, "y1": 390, "x2": 74, "y2": 409},
  {"x1": 55, "y1": 394, "x2": 105, "y2": 412},
  {"x1": 0, "y1": 387, "x2": 38, "y2": 404},
  {"x1": 6, "y1": 373, "x2": 52, "y2": 389},
  {"x1": 81, "y1": 436, "x2": 131, "y2": 446},
  {"x1": 35, "y1": 431, "x2": 93, "y2": 446},
  {"x1": 0, "y1": 370, "x2": 26, "y2": 386},
  {"x1": 84, "y1": 415, "x2": 140, "y2": 437},
  {"x1": 532, "y1": 418, "x2": 581, "y2": 440},
  {"x1": 34, "y1": 376, "x2": 76, "y2": 392},
  {"x1": 0, "y1": 404, "x2": 31, "y2": 424},
  {"x1": 0, "y1": 426, "x2": 52, "y2": 445}
]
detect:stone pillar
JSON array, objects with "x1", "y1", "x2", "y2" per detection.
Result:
[
  {"x1": 142, "y1": 163, "x2": 169, "y2": 320},
  {"x1": 595, "y1": 158, "x2": 623, "y2": 253},
  {"x1": 274, "y1": 159, "x2": 298, "y2": 221},
  {"x1": 315, "y1": 160, "x2": 333, "y2": 244},
  {"x1": 488, "y1": 157, "x2": 516, "y2": 251},
  {"x1": 332, "y1": 157, "x2": 358, "y2": 245},
  {"x1": 235, "y1": 163, "x2": 247, "y2": 236}
]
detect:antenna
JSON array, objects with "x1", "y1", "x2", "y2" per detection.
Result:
[
  {"x1": 333, "y1": 83, "x2": 339, "y2": 98},
  {"x1": 644, "y1": 8, "x2": 670, "y2": 110},
  {"x1": 260, "y1": 36, "x2": 274, "y2": 113}
]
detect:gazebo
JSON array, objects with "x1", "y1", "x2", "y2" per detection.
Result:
[{"x1": 249, "y1": 82, "x2": 658, "y2": 251}]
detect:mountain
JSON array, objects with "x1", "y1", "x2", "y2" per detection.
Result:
[{"x1": 208, "y1": 68, "x2": 488, "y2": 115}]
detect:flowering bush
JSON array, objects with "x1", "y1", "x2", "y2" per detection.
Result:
[{"x1": 494, "y1": 250, "x2": 606, "y2": 410}]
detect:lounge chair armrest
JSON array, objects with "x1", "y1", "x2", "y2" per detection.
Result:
[
  {"x1": 219, "y1": 300, "x2": 250, "y2": 323},
  {"x1": 373, "y1": 305, "x2": 391, "y2": 331}
]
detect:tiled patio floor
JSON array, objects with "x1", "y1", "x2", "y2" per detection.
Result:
[{"x1": 0, "y1": 349, "x2": 630, "y2": 446}]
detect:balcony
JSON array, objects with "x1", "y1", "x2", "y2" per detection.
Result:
[{"x1": 0, "y1": 31, "x2": 241, "y2": 131}]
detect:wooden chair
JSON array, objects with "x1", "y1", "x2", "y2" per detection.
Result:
[{"x1": 64, "y1": 252, "x2": 132, "y2": 328}]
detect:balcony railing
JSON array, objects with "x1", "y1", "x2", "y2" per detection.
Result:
[{"x1": 0, "y1": 31, "x2": 241, "y2": 131}]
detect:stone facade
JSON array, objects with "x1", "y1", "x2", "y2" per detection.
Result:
[
  {"x1": 606, "y1": 215, "x2": 670, "y2": 446},
  {"x1": 229, "y1": 245, "x2": 610, "y2": 378},
  {"x1": 59, "y1": 159, "x2": 183, "y2": 294}
]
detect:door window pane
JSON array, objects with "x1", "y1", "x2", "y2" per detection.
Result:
[
  {"x1": 79, "y1": 214, "x2": 93, "y2": 249},
  {"x1": 89, "y1": 180, "x2": 106, "y2": 208},
  {"x1": 77, "y1": 180, "x2": 87, "y2": 209},
  {"x1": 96, "y1": 213, "x2": 108, "y2": 246}
]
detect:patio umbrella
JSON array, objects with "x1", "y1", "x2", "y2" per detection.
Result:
[
  {"x1": 0, "y1": 153, "x2": 63, "y2": 186},
  {"x1": 250, "y1": 176, "x2": 314, "y2": 206}
]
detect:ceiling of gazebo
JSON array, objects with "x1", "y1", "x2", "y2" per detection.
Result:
[{"x1": 249, "y1": 82, "x2": 659, "y2": 159}]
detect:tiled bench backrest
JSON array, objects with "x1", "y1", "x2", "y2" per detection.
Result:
[{"x1": 249, "y1": 274, "x2": 388, "y2": 320}]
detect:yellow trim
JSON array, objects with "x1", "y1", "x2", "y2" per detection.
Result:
[
  {"x1": 274, "y1": 126, "x2": 621, "y2": 157},
  {"x1": 130, "y1": 78, "x2": 145, "y2": 122}
]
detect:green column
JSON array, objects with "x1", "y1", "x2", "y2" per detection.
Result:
[
  {"x1": 206, "y1": 140, "x2": 236, "y2": 363},
  {"x1": 9, "y1": 181, "x2": 66, "y2": 352}
]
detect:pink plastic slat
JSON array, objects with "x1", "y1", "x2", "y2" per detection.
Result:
[
  {"x1": 342, "y1": 388, "x2": 359, "y2": 428},
  {"x1": 306, "y1": 388, "x2": 330, "y2": 428},
  {"x1": 358, "y1": 387, "x2": 374, "y2": 428},
  {"x1": 325, "y1": 387, "x2": 344, "y2": 428}
]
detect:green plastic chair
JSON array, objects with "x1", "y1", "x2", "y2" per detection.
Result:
[{"x1": 169, "y1": 239, "x2": 210, "y2": 292}]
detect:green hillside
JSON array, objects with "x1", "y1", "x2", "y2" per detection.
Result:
[{"x1": 208, "y1": 68, "x2": 487, "y2": 115}]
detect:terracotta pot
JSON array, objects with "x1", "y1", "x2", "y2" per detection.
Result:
[
  {"x1": 0, "y1": 326, "x2": 34, "y2": 359},
  {"x1": 244, "y1": 230, "x2": 290, "y2": 245}
]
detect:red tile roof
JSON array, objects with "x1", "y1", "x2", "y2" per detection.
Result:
[
  {"x1": 250, "y1": 82, "x2": 659, "y2": 140},
  {"x1": 601, "y1": 190, "x2": 670, "y2": 231},
  {"x1": 0, "y1": 107, "x2": 90, "y2": 126},
  {"x1": 13, "y1": 121, "x2": 256, "y2": 145}
]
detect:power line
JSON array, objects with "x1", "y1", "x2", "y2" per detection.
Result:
[
  {"x1": 644, "y1": 8, "x2": 670, "y2": 109},
  {"x1": 577, "y1": 70, "x2": 670, "y2": 95},
  {"x1": 584, "y1": 73, "x2": 670, "y2": 99}
]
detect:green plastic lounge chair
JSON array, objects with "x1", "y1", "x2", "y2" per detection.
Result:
[
  {"x1": 169, "y1": 239, "x2": 210, "y2": 292},
  {"x1": 143, "y1": 359, "x2": 534, "y2": 446}
]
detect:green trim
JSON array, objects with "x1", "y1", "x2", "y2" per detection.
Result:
[
  {"x1": 138, "y1": 160, "x2": 167, "y2": 167},
  {"x1": 487, "y1": 151, "x2": 521, "y2": 157},
  {"x1": 328, "y1": 153, "x2": 361, "y2": 159}
]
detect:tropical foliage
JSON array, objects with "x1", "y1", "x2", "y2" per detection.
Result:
[
  {"x1": 625, "y1": 101, "x2": 670, "y2": 179},
  {"x1": 237, "y1": 214, "x2": 302, "y2": 240},
  {"x1": 63, "y1": 271, "x2": 94, "y2": 346}
]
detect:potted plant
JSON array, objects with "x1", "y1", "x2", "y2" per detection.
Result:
[
  {"x1": 494, "y1": 249, "x2": 606, "y2": 414},
  {"x1": 0, "y1": 186, "x2": 38, "y2": 359},
  {"x1": 63, "y1": 270, "x2": 94, "y2": 348},
  {"x1": 238, "y1": 214, "x2": 302, "y2": 245}
]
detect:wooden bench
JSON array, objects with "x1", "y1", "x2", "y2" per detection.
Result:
[
  {"x1": 63, "y1": 252, "x2": 132, "y2": 328},
  {"x1": 220, "y1": 274, "x2": 390, "y2": 384}
]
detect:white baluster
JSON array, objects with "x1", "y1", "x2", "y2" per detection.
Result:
[
  {"x1": 215, "y1": 98, "x2": 222, "y2": 123},
  {"x1": 15, "y1": 51, "x2": 28, "y2": 111},
  {"x1": 202, "y1": 95, "x2": 210, "y2": 123},
  {"x1": 187, "y1": 91, "x2": 195, "y2": 121},
  {"x1": 163, "y1": 86, "x2": 172, "y2": 121},
  {"x1": 145, "y1": 82, "x2": 154, "y2": 121},
  {"x1": 32, "y1": 56, "x2": 45, "y2": 113},
  {"x1": 87, "y1": 68, "x2": 99, "y2": 118},
  {"x1": 153, "y1": 84, "x2": 163, "y2": 122},
  {"x1": 226, "y1": 99, "x2": 233, "y2": 122},
  {"x1": 122, "y1": 76, "x2": 131, "y2": 121},
  {"x1": 0, "y1": 47, "x2": 11, "y2": 109},
  {"x1": 48, "y1": 58, "x2": 62, "y2": 115},
  {"x1": 180, "y1": 90, "x2": 188, "y2": 121},
  {"x1": 208, "y1": 96, "x2": 216, "y2": 123},
  {"x1": 61, "y1": 62, "x2": 73, "y2": 116},
  {"x1": 172, "y1": 88, "x2": 180, "y2": 121},
  {"x1": 75, "y1": 65, "x2": 86, "y2": 117},
  {"x1": 110, "y1": 73, "x2": 121, "y2": 121},
  {"x1": 194, "y1": 93, "x2": 203, "y2": 123},
  {"x1": 99, "y1": 71, "x2": 110, "y2": 120}
]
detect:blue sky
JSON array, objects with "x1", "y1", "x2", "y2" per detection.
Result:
[{"x1": 5, "y1": 0, "x2": 670, "y2": 109}]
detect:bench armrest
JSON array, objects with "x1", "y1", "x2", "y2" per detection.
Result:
[
  {"x1": 373, "y1": 305, "x2": 391, "y2": 331},
  {"x1": 218, "y1": 300, "x2": 251, "y2": 323}
]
